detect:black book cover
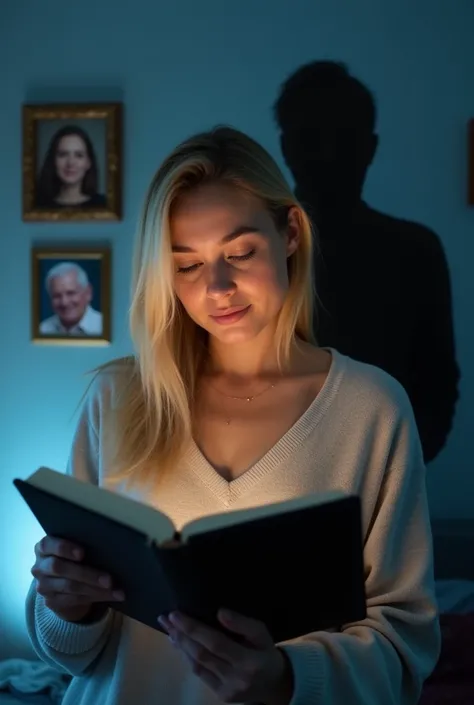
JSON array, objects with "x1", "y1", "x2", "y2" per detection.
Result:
[{"x1": 14, "y1": 479, "x2": 367, "y2": 643}]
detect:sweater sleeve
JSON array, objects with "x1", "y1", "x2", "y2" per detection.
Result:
[
  {"x1": 25, "y1": 372, "x2": 123, "y2": 677},
  {"x1": 279, "y1": 396, "x2": 441, "y2": 705}
]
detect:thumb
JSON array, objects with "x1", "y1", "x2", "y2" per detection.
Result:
[{"x1": 217, "y1": 608, "x2": 272, "y2": 648}]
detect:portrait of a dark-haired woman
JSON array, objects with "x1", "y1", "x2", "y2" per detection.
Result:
[{"x1": 35, "y1": 125, "x2": 106, "y2": 209}]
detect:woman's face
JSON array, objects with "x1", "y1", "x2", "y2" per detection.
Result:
[
  {"x1": 170, "y1": 182, "x2": 300, "y2": 345},
  {"x1": 54, "y1": 134, "x2": 91, "y2": 187}
]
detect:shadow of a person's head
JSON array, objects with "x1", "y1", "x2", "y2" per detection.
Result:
[{"x1": 274, "y1": 61, "x2": 378, "y2": 213}]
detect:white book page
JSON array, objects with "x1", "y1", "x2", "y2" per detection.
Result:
[{"x1": 27, "y1": 467, "x2": 175, "y2": 544}]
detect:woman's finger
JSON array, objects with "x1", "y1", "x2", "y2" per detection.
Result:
[
  {"x1": 167, "y1": 612, "x2": 245, "y2": 663},
  {"x1": 217, "y1": 608, "x2": 273, "y2": 648},
  {"x1": 169, "y1": 627, "x2": 229, "y2": 679},
  {"x1": 35, "y1": 576, "x2": 124, "y2": 602}
]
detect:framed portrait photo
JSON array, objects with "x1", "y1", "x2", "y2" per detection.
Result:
[
  {"x1": 22, "y1": 102, "x2": 122, "y2": 221},
  {"x1": 31, "y1": 247, "x2": 111, "y2": 345}
]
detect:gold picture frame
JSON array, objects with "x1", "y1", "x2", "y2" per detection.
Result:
[
  {"x1": 22, "y1": 102, "x2": 123, "y2": 221},
  {"x1": 31, "y1": 246, "x2": 111, "y2": 345}
]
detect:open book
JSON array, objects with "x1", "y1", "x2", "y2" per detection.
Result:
[{"x1": 14, "y1": 467, "x2": 367, "y2": 643}]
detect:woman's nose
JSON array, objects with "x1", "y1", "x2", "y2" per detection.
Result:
[{"x1": 206, "y1": 261, "x2": 237, "y2": 299}]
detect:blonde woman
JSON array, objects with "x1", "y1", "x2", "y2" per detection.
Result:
[{"x1": 26, "y1": 126, "x2": 440, "y2": 705}]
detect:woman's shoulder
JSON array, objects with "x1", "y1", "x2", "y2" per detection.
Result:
[
  {"x1": 81, "y1": 356, "x2": 140, "y2": 417},
  {"x1": 331, "y1": 348, "x2": 414, "y2": 421}
]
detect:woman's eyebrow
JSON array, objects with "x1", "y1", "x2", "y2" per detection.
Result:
[{"x1": 171, "y1": 225, "x2": 260, "y2": 253}]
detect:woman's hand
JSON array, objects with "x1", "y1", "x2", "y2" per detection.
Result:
[
  {"x1": 31, "y1": 535, "x2": 125, "y2": 623},
  {"x1": 158, "y1": 608, "x2": 294, "y2": 705}
]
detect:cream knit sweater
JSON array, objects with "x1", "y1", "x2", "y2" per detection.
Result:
[{"x1": 25, "y1": 348, "x2": 441, "y2": 705}]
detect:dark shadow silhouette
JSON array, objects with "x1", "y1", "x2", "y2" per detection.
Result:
[{"x1": 274, "y1": 60, "x2": 460, "y2": 464}]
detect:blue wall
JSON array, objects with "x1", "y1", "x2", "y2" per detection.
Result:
[{"x1": 1, "y1": 0, "x2": 473, "y2": 659}]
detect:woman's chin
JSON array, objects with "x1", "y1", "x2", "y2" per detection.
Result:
[
  {"x1": 206, "y1": 321, "x2": 269, "y2": 345},
  {"x1": 60, "y1": 176, "x2": 83, "y2": 188}
]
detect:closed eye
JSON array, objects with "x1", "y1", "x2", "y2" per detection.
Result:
[
  {"x1": 176, "y1": 249, "x2": 256, "y2": 275},
  {"x1": 228, "y1": 249, "x2": 256, "y2": 262},
  {"x1": 176, "y1": 263, "x2": 201, "y2": 274}
]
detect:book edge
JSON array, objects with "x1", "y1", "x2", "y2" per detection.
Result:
[{"x1": 15, "y1": 467, "x2": 176, "y2": 544}]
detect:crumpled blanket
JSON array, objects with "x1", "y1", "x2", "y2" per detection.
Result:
[{"x1": 0, "y1": 659, "x2": 71, "y2": 704}]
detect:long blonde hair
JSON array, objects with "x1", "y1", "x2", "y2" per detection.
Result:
[{"x1": 103, "y1": 125, "x2": 317, "y2": 490}]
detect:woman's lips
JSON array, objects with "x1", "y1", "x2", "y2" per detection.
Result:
[{"x1": 209, "y1": 305, "x2": 251, "y2": 325}]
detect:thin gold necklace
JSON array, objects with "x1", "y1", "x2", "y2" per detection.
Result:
[{"x1": 208, "y1": 380, "x2": 277, "y2": 424}]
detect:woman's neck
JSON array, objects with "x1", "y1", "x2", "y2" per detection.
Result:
[
  {"x1": 206, "y1": 326, "x2": 279, "y2": 380},
  {"x1": 206, "y1": 333, "x2": 313, "y2": 383}
]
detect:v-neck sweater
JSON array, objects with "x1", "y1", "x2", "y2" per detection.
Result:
[{"x1": 25, "y1": 348, "x2": 440, "y2": 705}]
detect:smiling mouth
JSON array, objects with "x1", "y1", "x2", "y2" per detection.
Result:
[{"x1": 209, "y1": 305, "x2": 251, "y2": 325}]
